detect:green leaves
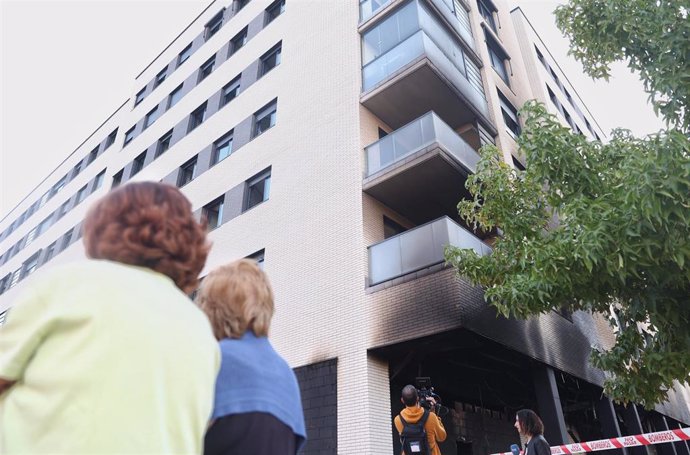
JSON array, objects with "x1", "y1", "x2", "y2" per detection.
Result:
[{"x1": 445, "y1": 101, "x2": 690, "y2": 406}]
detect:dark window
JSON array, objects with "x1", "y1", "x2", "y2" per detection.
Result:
[
  {"x1": 94, "y1": 170, "x2": 106, "y2": 190},
  {"x1": 75, "y1": 185, "x2": 88, "y2": 205},
  {"x1": 265, "y1": 0, "x2": 285, "y2": 24},
  {"x1": 229, "y1": 28, "x2": 248, "y2": 55},
  {"x1": 563, "y1": 108, "x2": 575, "y2": 130},
  {"x1": 378, "y1": 127, "x2": 388, "y2": 139},
  {"x1": 43, "y1": 241, "x2": 57, "y2": 263},
  {"x1": 205, "y1": 10, "x2": 224, "y2": 40},
  {"x1": 135, "y1": 87, "x2": 146, "y2": 105},
  {"x1": 244, "y1": 168, "x2": 271, "y2": 211},
  {"x1": 23, "y1": 253, "x2": 40, "y2": 277},
  {"x1": 105, "y1": 128, "x2": 118, "y2": 148},
  {"x1": 212, "y1": 131, "x2": 234, "y2": 165},
  {"x1": 131, "y1": 152, "x2": 146, "y2": 176},
  {"x1": 512, "y1": 155, "x2": 526, "y2": 171},
  {"x1": 112, "y1": 169, "x2": 124, "y2": 188},
  {"x1": 252, "y1": 100, "x2": 277, "y2": 137},
  {"x1": 188, "y1": 102, "x2": 207, "y2": 132},
  {"x1": 486, "y1": 34, "x2": 509, "y2": 85},
  {"x1": 177, "y1": 156, "x2": 198, "y2": 187},
  {"x1": 155, "y1": 66, "x2": 168, "y2": 87},
  {"x1": 497, "y1": 91, "x2": 520, "y2": 138},
  {"x1": 235, "y1": 0, "x2": 250, "y2": 11},
  {"x1": 477, "y1": 0, "x2": 497, "y2": 33},
  {"x1": 60, "y1": 228, "x2": 74, "y2": 252},
  {"x1": 203, "y1": 196, "x2": 225, "y2": 230},
  {"x1": 144, "y1": 106, "x2": 159, "y2": 129},
  {"x1": 383, "y1": 216, "x2": 406, "y2": 239},
  {"x1": 247, "y1": 249, "x2": 265, "y2": 269},
  {"x1": 178, "y1": 43, "x2": 193, "y2": 66},
  {"x1": 168, "y1": 84, "x2": 184, "y2": 109},
  {"x1": 259, "y1": 44, "x2": 282, "y2": 76},
  {"x1": 123, "y1": 126, "x2": 136, "y2": 146},
  {"x1": 51, "y1": 176, "x2": 67, "y2": 197},
  {"x1": 73, "y1": 160, "x2": 83, "y2": 177},
  {"x1": 547, "y1": 85, "x2": 562, "y2": 113},
  {"x1": 221, "y1": 76, "x2": 241, "y2": 107},
  {"x1": 87, "y1": 146, "x2": 99, "y2": 165},
  {"x1": 8, "y1": 269, "x2": 21, "y2": 289},
  {"x1": 535, "y1": 45, "x2": 545, "y2": 65},
  {"x1": 156, "y1": 130, "x2": 174, "y2": 157},
  {"x1": 198, "y1": 56, "x2": 216, "y2": 82}
]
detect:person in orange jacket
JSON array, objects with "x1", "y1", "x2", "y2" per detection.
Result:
[{"x1": 394, "y1": 385, "x2": 447, "y2": 455}]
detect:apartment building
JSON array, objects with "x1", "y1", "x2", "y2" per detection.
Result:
[{"x1": 0, "y1": 0, "x2": 688, "y2": 454}]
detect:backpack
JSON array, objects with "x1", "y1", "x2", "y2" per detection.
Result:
[{"x1": 399, "y1": 408, "x2": 431, "y2": 454}]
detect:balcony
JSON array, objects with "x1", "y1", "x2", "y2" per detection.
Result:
[
  {"x1": 362, "y1": 30, "x2": 491, "y2": 132},
  {"x1": 368, "y1": 216, "x2": 491, "y2": 285},
  {"x1": 364, "y1": 111, "x2": 480, "y2": 224},
  {"x1": 360, "y1": 0, "x2": 494, "y2": 133},
  {"x1": 360, "y1": 0, "x2": 476, "y2": 53}
]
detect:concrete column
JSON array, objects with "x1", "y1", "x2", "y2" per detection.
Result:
[
  {"x1": 596, "y1": 396, "x2": 628, "y2": 455},
  {"x1": 621, "y1": 405, "x2": 651, "y2": 455},
  {"x1": 532, "y1": 365, "x2": 569, "y2": 445}
]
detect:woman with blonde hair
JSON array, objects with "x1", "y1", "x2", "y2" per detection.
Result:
[{"x1": 197, "y1": 259, "x2": 306, "y2": 455}]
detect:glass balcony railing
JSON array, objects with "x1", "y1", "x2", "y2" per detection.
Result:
[
  {"x1": 365, "y1": 111, "x2": 480, "y2": 177},
  {"x1": 368, "y1": 216, "x2": 491, "y2": 285}
]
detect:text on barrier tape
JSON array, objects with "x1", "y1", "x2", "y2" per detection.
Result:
[{"x1": 491, "y1": 427, "x2": 690, "y2": 455}]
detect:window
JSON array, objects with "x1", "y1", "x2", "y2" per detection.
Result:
[
  {"x1": 23, "y1": 253, "x2": 40, "y2": 277},
  {"x1": 8, "y1": 269, "x2": 21, "y2": 289},
  {"x1": 383, "y1": 216, "x2": 406, "y2": 239},
  {"x1": 0, "y1": 310, "x2": 7, "y2": 324},
  {"x1": 56, "y1": 199, "x2": 70, "y2": 220},
  {"x1": 37, "y1": 214, "x2": 53, "y2": 235},
  {"x1": 43, "y1": 241, "x2": 57, "y2": 263},
  {"x1": 535, "y1": 45, "x2": 545, "y2": 65},
  {"x1": 156, "y1": 130, "x2": 174, "y2": 157},
  {"x1": 168, "y1": 84, "x2": 184, "y2": 109},
  {"x1": 135, "y1": 87, "x2": 146, "y2": 105},
  {"x1": 563, "y1": 108, "x2": 575, "y2": 130},
  {"x1": 259, "y1": 43, "x2": 282, "y2": 77},
  {"x1": 229, "y1": 28, "x2": 248, "y2": 55},
  {"x1": 188, "y1": 102, "x2": 207, "y2": 132},
  {"x1": 244, "y1": 168, "x2": 271, "y2": 211},
  {"x1": 205, "y1": 10, "x2": 224, "y2": 40},
  {"x1": 547, "y1": 85, "x2": 562, "y2": 113},
  {"x1": 75, "y1": 185, "x2": 88, "y2": 205},
  {"x1": 112, "y1": 169, "x2": 124, "y2": 188},
  {"x1": 131, "y1": 152, "x2": 146, "y2": 176},
  {"x1": 235, "y1": 0, "x2": 250, "y2": 11},
  {"x1": 123, "y1": 126, "x2": 136, "y2": 146},
  {"x1": 265, "y1": 0, "x2": 285, "y2": 24},
  {"x1": 144, "y1": 106, "x2": 159, "y2": 129},
  {"x1": 512, "y1": 155, "x2": 526, "y2": 171},
  {"x1": 477, "y1": 0, "x2": 497, "y2": 33},
  {"x1": 60, "y1": 228, "x2": 74, "y2": 251},
  {"x1": 155, "y1": 66, "x2": 168, "y2": 87},
  {"x1": 486, "y1": 34, "x2": 509, "y2": 85},
  {"x1": 221, "y1": 76, "x2": 241, "y2": 107},
  {"x1": 252, "y1": 100, "x2": 277, "y2": 137},
  {"x1": 203, "y1": 196, "x2": 225, "y2": 231},
  {"x1": 198, "y1": 56, "x2": 216, "y2": 82},
  {"x1": 212, "y1": 131, "x2": 234, "y2": 165},
  {"x1": 177, "y1": 156, "x2": 198, "y2": 187},
  {"x1": 87, "y1": 146, "x2": 99, "y2": 165},
  {"x1": 51, "y1": 176, "x2": 67, "y2": 197},
  {"x1": 178, "y1": 43, "x2": 192, "y2": 66},
  {"x1": 497, "y1": 91, "x2": 520, "y2": 138},
  {"x1": 25, "y1": 227, "x2": 38, "y2": 246},
  {"x1": 94, "y1": 170, "x2": 106, "y2": 190},
  {"x1": 247, "y1": 249, "x2": 265, "y2": 269},
  {"x1": 105, "y1": 128, "x2": 118, "y2": 148},
  {"x1": 73, "y1": 160, "x2": 83, "y2": 177}
]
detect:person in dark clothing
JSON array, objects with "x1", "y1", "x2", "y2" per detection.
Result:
[{"x1": 515, "y1": 409, "x2": 551, "y2": 455}]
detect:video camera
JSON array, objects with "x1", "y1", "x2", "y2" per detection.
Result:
[{"x1": 415, "y1": 377, "x2": 441, "y2": 411}]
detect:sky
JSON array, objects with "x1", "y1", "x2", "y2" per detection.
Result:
[{"x1": 0, "y1": 0, "x2": 664, "y2": 220}]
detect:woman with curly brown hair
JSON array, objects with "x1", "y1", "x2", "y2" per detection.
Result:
[{"x1": 0, "y1": 182, "x2": 219, "y2": 455}]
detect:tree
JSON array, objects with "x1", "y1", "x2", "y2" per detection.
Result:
[{"x1": 445, "y1": 0, "x2": 690, "y2": 407}]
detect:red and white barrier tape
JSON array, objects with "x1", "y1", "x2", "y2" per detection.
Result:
[{"x1": 491, "y1": 427, "x2": 690, "y2": 455}]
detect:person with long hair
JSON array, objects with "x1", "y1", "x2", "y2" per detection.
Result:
[
  {"x1": 515, "y1": 409, "x2": 551, "y2": 455},
  {"x1": 0, "y1": 182, "x2": 219, "y2": 454},
  {"x1": 196, "y1": 259, "x2": 306, "y2": 455}
]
